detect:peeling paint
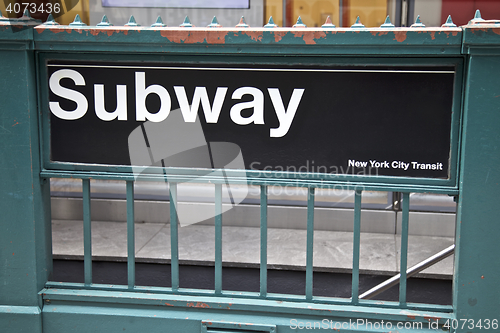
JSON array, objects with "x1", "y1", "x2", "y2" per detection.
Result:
[
  {"x1": 429, "y1": 31, "x2": 436, "y2": 40},
  {"x1": 471, "y1": 28, "x2": 490, "y2": 34},
  {"x1": 443, "y1": 30, "x2": 460, "y2": 37},
  {"x1": 291, "y1": 30, "x2": 326, "y2": 45},
  {"x1": 241, "y1": 31, "x2": 263, "y2": 42},
  {"x1": 36, "y1": 27, "x2": 129, "y2": 36},
  {"x1": 39, "y1": 27, "x2": 66, "y2": 34},
  {"x1": 371, "y1": 31, "x2": 389, "y2": 37},
  {"x1": 89, "y1": 29, "x2": 130, "y2": 37},
  {"x1": 164, "y1": 303, "x2": 174, "y2": 306},
  {"x1": 186, "y1": 302, "x2": 210, "y2": 308},
  {"x1": 272, "y1": 31, "x2": 288, "y2": 43},
  {"x1": 160, "y1": 30, "x2": 228, "y2": 44},
  {"x1": 394, "y1": 31, "x2": 407, "y2": 43}
]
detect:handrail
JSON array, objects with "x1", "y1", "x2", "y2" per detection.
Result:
[{"x1": 359, "y1": 244, "x2": 455, "y2": 300}]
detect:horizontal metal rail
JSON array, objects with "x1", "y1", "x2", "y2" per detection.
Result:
[
  {"x1": 359, "y1": 244, "x2": 456, "y2": 300},
  {"x1": 41, "y1": 170, "x2": 459, "y2": 195}
]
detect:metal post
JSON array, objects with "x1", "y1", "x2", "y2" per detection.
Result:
[
  {"x1": 282, "y1": 0, "x2": 287, "y2": 27},
  {"x1": 0, "y1": 17, "x2": 50, "y2": 333}
]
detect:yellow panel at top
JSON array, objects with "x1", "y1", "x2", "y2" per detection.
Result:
[
  {"x1": 264, "y1": 0, "x2": 284, "y2": 27},
  {"x1": 291, "y1": 0, "x2": 340, "y2": 27},
  {"x1": 348, "y1": 0, "x2": 388, "y2": 27}
]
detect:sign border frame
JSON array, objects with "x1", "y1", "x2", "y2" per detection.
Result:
[{"x1": 38, "y1": 52, "x2": 464, "y2": 192}]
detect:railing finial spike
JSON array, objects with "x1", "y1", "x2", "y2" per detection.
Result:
[
  {"x1": 151, "y1": 16, "x2": 166, "y2": 27},
  {"x1": 97, "y1": 15, "x2": 112, "y2": 27},
  {"x1": 180, "y1": 16, "x2": 193, "y2": 27},
  {"x1": 351, "y1": 16, "x2": 365, "y2": 28},
  {"x1": 208, "y1": 16, "x2": 222, "y2": 28},
  {"x1": 236, "y1": 16, "x2": 249, "y2": 28},
  {"x1": 442, "y1": 15, "x2": 457, "y2": 28},
  {"x1": 469, "y1": 9, "x2": 485, "y2": 24},
  {"x1": 411, "y1": 15, "x2": 425, "y2": 28},
  {"x1": 293, "y1": 16, "x2": 306, "y2": 28},
  {"x1": 22, "y1": 8, "x2": 31, "y2": 18},
  {"x1": 264, "y1": 16, "x2": 278, "y2": 28},
  {"x1": 43, "y1": 13, "x2": 59, "y2": 25},
  {"x1": 380, "y1": 15, "x2": 395, "y2": 28},
  {"x1": 474, "y1": 9, "x2": 482, "y2": 20},
  {"x1": 69, "y1": 14, "x2": 86, "y2": 26},
  {"x1": 322, "y1": 16, "x2": 336, "y2": 28},
  {"x1": 125, "y1": 15, "x2": 139, "y2": 27}
]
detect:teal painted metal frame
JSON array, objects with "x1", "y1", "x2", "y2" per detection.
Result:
[
  {"x1": 31, "y1": 24, "x2": 466, "y2": 330},
  {"x1": 37, "y1": 52, "x2": 464, "y2": 195},
  {"x1": 201, "y1": 321, "x2": 276, "y2": 332}
]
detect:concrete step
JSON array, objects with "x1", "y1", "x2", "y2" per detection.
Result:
[{"x1": 52, "y1": 220, "x2": 454, "y2": 279}]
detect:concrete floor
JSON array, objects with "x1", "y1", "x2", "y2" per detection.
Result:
[{"x1": 52, "y1": 220, "x2": 454, "y2": 278}]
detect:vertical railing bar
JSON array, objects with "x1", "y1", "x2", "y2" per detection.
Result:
[
  {"x1": 126, "y1": 181, "x2": 135, "y2": 290},
  {"x1": 215, "y1": 184, "x2": 223, "y2": 295},
  {"x1": 282, "y1": 0, "x2": 287, "y2": 27},
  {"x1": 351, "y1": 189, "x2": 362, "y2": 304},
  {"x1": 169, "y1": 182, "x2": 179, "y2": 291},
  {"x1": 339, "y1": 0, "x2": 343, "y2": 27},
  {"x1": 260, "y1": 185, "x2": 268, "y2": 298},
  {"x1": 82, "y1": 179, "x2": 92, "y2": 286},
  {"x1": 399, "y1": 192, "x2": 410, "y2": 307},
  {"x1": 305, "y1": 187, "x2": 315, "y2": 301}
]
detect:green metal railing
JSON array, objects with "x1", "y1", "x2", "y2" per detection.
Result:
[{"x1": 44, "y1": 175, "x2": 454, "y2": 314}]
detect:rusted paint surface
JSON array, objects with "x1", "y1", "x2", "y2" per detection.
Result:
[
  {"x1": 393, "y1": 31, "x2": 407, "y2": 43},
  {"x1": 241, "y1": 30, "x2": 263, "y2": 42},
  {"x1": 160, "y1": 30, "x2": 228, "y2": 44},
  {"x1": 89, "y1": 29, "x2": 132, "y2": 37},
  {"x1": 35, "y1": 27, "x2": 83, "y2": 35},
  {"x1": 273, "y1": 30, "x2": 288, "y2": 43},
  {"x1": 443, "y1": 30, "x2": 460, "y2": 37},
  {"x1": 27, "y1": 25, "x2": 463, "y2": 48},
  {"x1": 35, "y1": 26, "x2": 134, "y2": 36},
  {"x1": 470, "y1": 28, "x2": 490, "y2": 34},
  {"x1": 371, "y1": 31, "x2": 389, "y2": 37},
  {"x1": 470, "y1": 27, "x2": 500, "y2": 36},
  {"x1": 186, "y1": 302, "x2": 210, "y2": 308},
  {"x1": 291, "y1": 30, "x2": 327, "y2": 45}
]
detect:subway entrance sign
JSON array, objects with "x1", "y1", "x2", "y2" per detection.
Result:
[{"x1": 46, "y1": 61, "x2": 457, "y2": 180}]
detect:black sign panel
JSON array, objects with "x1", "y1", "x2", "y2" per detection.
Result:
[{"x1": 47, "y1": 61, "x2": 455, "y2": 179}]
